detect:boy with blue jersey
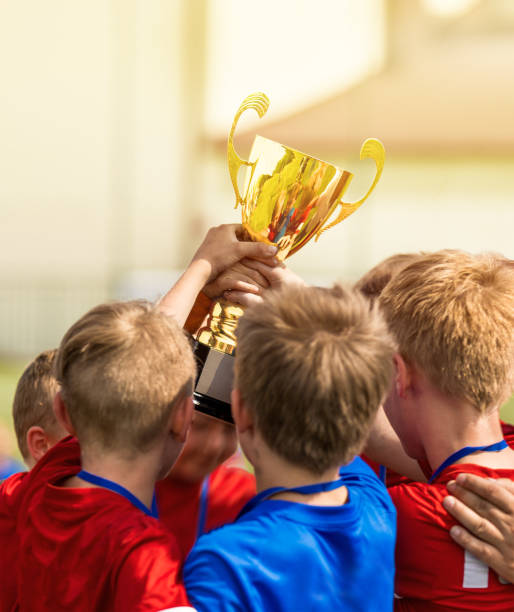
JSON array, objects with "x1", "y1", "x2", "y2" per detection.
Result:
[{"x1": 184, "y1": 284, "x2": 398, "y2": 611}]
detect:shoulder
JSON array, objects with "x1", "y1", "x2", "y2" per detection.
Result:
[
  {"x1": 388, "y1": 479, "x2": 448, "y2": 524},
  {"x1": 113, "y1": 509, "x2": 184, "y2": 579},
  {"x1": 391, "y1": 464, "x2": 514, "y2": 510},
  {"x1": 118, "y1": 519, "x2": 181, "y2": 564},
  {"x1": 340, "y1": 457, "x2": 397, "y2": 515},
  {"x1": 113, "y1": 506, "x2": 178, "y2": 548},
  {"x1": 340, "y1": 456, "x2": 388, "y2": 487},
  {"x1": 389, "y1": 464, "x2": 514, "y2": 528}
]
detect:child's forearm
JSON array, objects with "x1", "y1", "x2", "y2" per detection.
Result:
[
  {"x1": 156, "y1": 223, "x2": 278, "y2": 327},
  {"x1": 157, "y1": 260, "x2": 211, "y2": 327},
  {"x1": 364, "y1": 407, "x2": 426, "y2": 482}
]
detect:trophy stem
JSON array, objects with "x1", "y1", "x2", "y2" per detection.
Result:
[{"x1": 196, "y1": 299, "x2": 244, "y2": 355}]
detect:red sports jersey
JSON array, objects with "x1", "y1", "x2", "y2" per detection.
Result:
[
  {"x1": 0, "y1": 437, "x2": 81, "y2": 612},
  {"x1": 156, "y1": 463, "x2": 256, "y2": 560},
  {"x1": 390, "y1": 463, "x2": 514, "y2": 611},
  {"x1": 16, "y1": 438, "x2": 189, "y2": 611},
  {"x1": 361, "y1": 421, "x2": 514, "y2": 490},
  {"x1": 501, "y1": 420, "x2": 514, "y2": 447},
  {"x1": 0, "y1": 470, "x2": 27, "y2": 612}
]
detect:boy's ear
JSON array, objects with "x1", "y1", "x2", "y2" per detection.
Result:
[
  {"x1": 231, "y1": 388, "x2": 253, "y2": 434},
  {"x1": 393, "y1": 353, "x2": 414, "y2": 399},
  {"x1": 53, "y1": 391, "x2": 76, "y2": 436},
  {"x1": 26, "y1": 426, "x2": 53, "y2": 466},
  {"x1": 169, "y1": 395, "x2": 193, "y2": 443}
]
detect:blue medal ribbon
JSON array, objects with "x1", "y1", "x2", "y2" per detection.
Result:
[
  {"x1": 77, "y1": 469, "x2": 159, "y2": 518},
  {"x1": 428, "y1": 440, "x2": 508, "y2": 484},
  {"x1": 196, "y1": 475, "x2": 210, "y2": 540},
  {"x1": 238, "y1": 476, "x2": 347, "y2": 519}
]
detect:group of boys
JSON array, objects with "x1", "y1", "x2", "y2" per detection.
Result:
[{"x1": 0, "y1": 222, "x2": 513, "y2": 611}]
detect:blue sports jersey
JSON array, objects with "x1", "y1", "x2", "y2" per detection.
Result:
[{"x1": 184, "y1": 457, "x2": 396, "y2": 611}]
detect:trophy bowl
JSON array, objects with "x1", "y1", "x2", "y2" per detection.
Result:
[
  {"x1": 193, "y1": 92, "x2": 385, "y2": 422},
  {"x1": 228, "y1": 93, "x2": 385, "y2": 261}
]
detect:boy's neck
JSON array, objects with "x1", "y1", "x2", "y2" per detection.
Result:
[
  {"x1": 416, "y1": 391, "x2": 512, "y2": 473},
  {"x1": 253, "y1": 444, "x2": 343, "y2": 505},
  {"x1": 67, "y1": 446, "x2": 163, "y2": 510}
]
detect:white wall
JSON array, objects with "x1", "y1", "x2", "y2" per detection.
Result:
[{"x1": 0, "y1": 0, "x2": 196, "y2": 355}]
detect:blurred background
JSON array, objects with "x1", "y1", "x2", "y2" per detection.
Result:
[{"x1": 1, "y1": 0, "x2": 514, "y2": 461}]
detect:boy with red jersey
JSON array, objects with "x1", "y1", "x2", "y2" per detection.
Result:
[
  {"x1": 16, "y1": 301, "x2": 195, "y2": 611},
  {"x1": 0, "y1": 349, "x2": 68, "y2": 612},
  {"x1": 355, "y1": 253, "x2": 514, "y2": 487},
  {"x1": 374, "y1": 251, "x2": 514, "y2": 610},
  {"x1": 14, "y1": 224, "x2": 275, "y2": 611}
]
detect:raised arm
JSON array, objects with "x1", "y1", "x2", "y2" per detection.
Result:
[
  {"x1": 363, "y1": 406, "x2": 426, "y2": 482},
  {"x1": 157, "y1": 224, "x2": 277, "y2": 326}
]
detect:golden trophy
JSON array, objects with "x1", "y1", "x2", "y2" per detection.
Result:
[{"x1": 193, "y1": 92, "x2": 385, "y2": 422}]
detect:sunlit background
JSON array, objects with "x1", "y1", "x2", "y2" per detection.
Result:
[{"x1": 1, "y1": 0, "x2": 514, "y2": 460}]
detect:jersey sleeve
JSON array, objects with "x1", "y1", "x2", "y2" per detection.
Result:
[{"x1": 114, "y1": 534, "x2": 190, "y2": 612}]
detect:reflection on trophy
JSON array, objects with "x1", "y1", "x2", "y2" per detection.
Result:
[{"x1": 193, "y1": 92, "x2": 385, "y2": 422}]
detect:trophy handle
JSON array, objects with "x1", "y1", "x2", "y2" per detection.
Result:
[
  {"x1": 315, "y1": 138, "x2": 385, "y2": 239},
  {"x1": 227, "y1": 92, "x2": 270, "y2": 209}
]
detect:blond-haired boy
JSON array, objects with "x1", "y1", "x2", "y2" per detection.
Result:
[
  {"x1": 14, "y1": 224, "x2": 275, "y2": 611},
  {"x1": 375, "y1": 251, "x2": 514, "y2": 610},
  {"x1": 12, "y1": 349, "x2": 67, "y2": 467},
  {"x1": 16, "y1": 301, "x2": 195, "y2": 610},
  {"x1": 184, "y1": 284, "x2": 397, "y2": 611}
]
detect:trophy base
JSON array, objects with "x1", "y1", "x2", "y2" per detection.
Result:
[{"x1": 193, "y1": 340, "x2": 235, "y2": 424}]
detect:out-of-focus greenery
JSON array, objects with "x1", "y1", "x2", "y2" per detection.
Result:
[
  {"x1": 503, "y1": 394, "x2": 514, "y2": 423},
  {"x1": 0, "y1": 359, "x2": 26, "y2": 460}
]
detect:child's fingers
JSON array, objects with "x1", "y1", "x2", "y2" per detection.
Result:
[
  {"x1": 232, "y1": 262, "x2": 270, "y2": 288},
  {"x1": 240, "y1": 258, "x2": 283, "y2": 280},
  {"x1": 236, "y1": 241, "x2": 277, "y2": 262},
  {"x1": 225, "y1": 280, "x2": 261, "y2": 295},
  {"x1": 224, "y1": 290, "x2": 264, "y2": 308}
]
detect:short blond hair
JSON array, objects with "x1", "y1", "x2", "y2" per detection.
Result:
[
  {"x1": 380, "y1": 250, "x2": 514, "y2": 411},
  {"x1": 355, "y1": 253, "x2": 421, "y2": 303},
  {"x1": 235, "y1": 285, "x2": 396, "y2": 474},
  {"x1": 55, "y1": 300, "x2": 195, "y2": 454},
  {"x1": 13, "y1": 349, "x2": 60, "y2": 460}
]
